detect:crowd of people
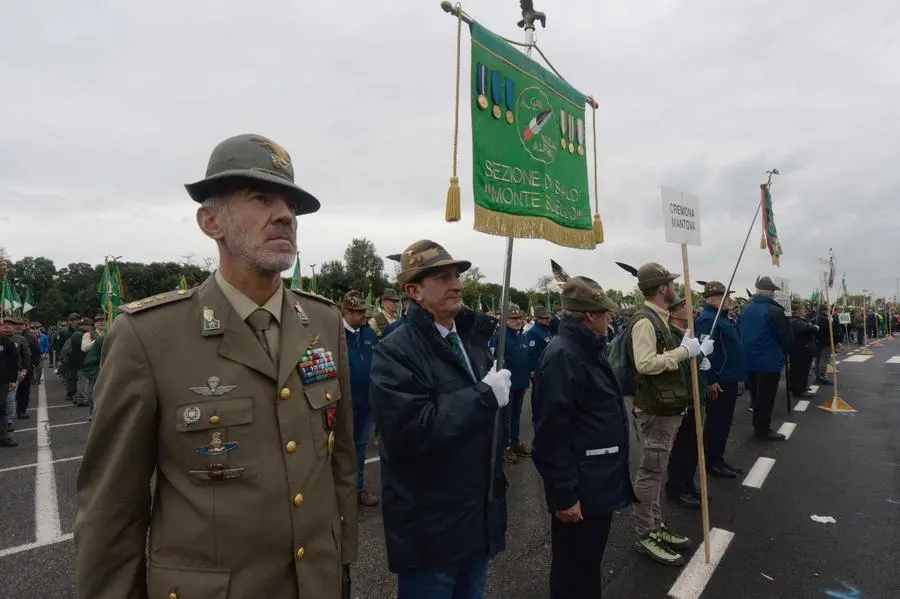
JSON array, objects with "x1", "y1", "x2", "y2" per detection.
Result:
[{"x1": 62, "y1": 134, "x2": 894, "y2": 599}]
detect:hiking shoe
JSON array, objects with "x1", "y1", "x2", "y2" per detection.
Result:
[
  {"x1": 0, "y1": 436, "x2": 17, "y2": 447},
  {"x1": 509, "y1": 442, "x2": 532, "y2": 457},
  {"x1": 655, "y1": 525, "x2": 692, "y2": 551},
  {"x1": 358, "y1": 491, "x2": 379, "y2": 507},
  {"x1": 16, "y1": 413, "x2": 29, "y2": 420},
  {"x1": 636, "y1": 534, "x2": 684, "y2": 566},
  {"x1": 503, "y1": 448, "x2": 519, "y2": 464}
]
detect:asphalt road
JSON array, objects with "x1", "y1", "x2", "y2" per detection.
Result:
[{"x1": 1, "y1": 340, "x2": 898, "y2": 599}]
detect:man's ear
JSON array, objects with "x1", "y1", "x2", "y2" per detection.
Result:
[{"x1": 197, "y1": 206, "x2": 225, "y2": 240}]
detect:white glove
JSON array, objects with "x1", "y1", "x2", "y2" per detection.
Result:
[
  {"x1": 680, "y1": 334, "x2": 702, "y2": 358},
  {"x1": 699, "y1": 357, "x2": 711, "y2": 371},
  {"x1": 482, "y1": 361, "x2": 512, "y2": 408},
  {"x1": 699, "y1": 335, "x2": 715, "y2": 356}
]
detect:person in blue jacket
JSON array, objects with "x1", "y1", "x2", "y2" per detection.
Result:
[
  {"x1": 341, "y1": 290, "x2": 381, "y2": 507},
  {"x1": 695, "y1": 282, "x2": 748, "y2": 477},
  {"x1": 525, "y1": 306, "x2": 552, "y2": 372},
  {"x1": 739, "y1": 276, "x2": 792, "y2": 441},
  {"x1": 491, "y1": 303, "x2": 532, "y2": 463}
]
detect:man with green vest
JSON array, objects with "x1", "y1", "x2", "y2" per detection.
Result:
[
  {"x1": 67, "y1": 317, "x2": 93, "y2": 406},
  {"x1": 626, "y1": 263, "x2": 714, "y2": 567},
  {"x1": 368, "y1": 288, "x2": 400, "y2": 338},
  {"x1": 81, "y1": 314, "x2": 107, "y2": 418}
]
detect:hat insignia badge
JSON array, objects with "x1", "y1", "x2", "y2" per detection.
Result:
[
  {"x1": 251, "y1": 136, "x2": 293, "y2": 177},
  {"x1": 189, "y1": 376, "x2": 236, "y2": 397}
]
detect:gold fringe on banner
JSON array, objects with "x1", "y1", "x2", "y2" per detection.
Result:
[
  {"x1": 473, "y1": 205, "x2": 595, "y2": 250},
  {"x1": 445, "y1": 3, "x2": 463, "y2": 223}
]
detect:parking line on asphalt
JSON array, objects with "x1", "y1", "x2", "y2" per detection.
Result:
[
  {"x1": 35, "y1": 383, "x2": 62, "y2": 543},
  {"x1": 364, "y1": 456, "x2": 380, "y2": 465},
  {"x1": 776, "y1": 422, "x2": 797, "y2": 440},
  {"x1": 742, "y1": 457, "x2": 775, "y2": 489},
  {"x1": 808, "y1": 385, "x2": 820, "y2": 394},
  {"x1": 0, "y1": 533, "x2": 73, "y2": 558},
  {"x1": 843, "y1": 355, "x2": 873, "y2": 363},
  {"x1": 26, "y1": 403, "x2": 79, "y2": 412},
  {"x1": 794, "y1": 400, "x2": 810, "y2": 412},
  {"x1": 11, "y1": 420, "x2": 89, "y2": 435},
  {"x1": 0, "y1": 455, "x2": 83, "y2": 474},
  {"x1": 667, "y1": 527, "x2": 735, "y2": 599},
  {"x1": 886, "y1": 356, "x2": 900, "y2": 364}
]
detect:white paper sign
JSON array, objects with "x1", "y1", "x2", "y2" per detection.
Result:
[
  {"x1": 772, "y1": 277, "x2": 791, "y2": 316},
  {"x1": 661, "y1": 185, "x2": 702, "y2": 246},
  {"x1": 839, "y1": 312, "x2": 852, "y2": 325}
]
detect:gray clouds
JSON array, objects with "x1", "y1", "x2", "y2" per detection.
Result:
[{"x1": 1, "y1": 0, "x2": 898, "y2": 298}]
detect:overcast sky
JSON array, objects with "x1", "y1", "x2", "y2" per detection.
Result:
[{"x1": 2, "y1": 1, "x2": 899, "y2": 299}]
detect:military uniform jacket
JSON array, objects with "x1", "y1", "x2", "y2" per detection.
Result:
[{"x1": 74, "y1": 276, "x2": 358, "y2": 599}]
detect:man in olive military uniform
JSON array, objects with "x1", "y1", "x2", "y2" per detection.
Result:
[
  {"x1": 75, "y1": 134, "x2": 358, "y2": 599},
  {"x1": 369, "y1": 288, "x2": 400, "y2": 338},
  {"x1": 532, "y1": 273, "x2": 634, "y2": 598}
]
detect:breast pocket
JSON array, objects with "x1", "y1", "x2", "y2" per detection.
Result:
[
  {"x1": 174, "y1": 396, "x2": 256, "y2": 483},
  {"x1": 304, "y1": 379, "x2": 341, "y2": 459}
]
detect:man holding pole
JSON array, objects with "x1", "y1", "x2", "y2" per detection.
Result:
[
  {"x1": 627, "y1": 263, "x2": 713, "y2": 566},
  {"x1": 370, "y1": 239, "x2": 510, "y2": 598}
]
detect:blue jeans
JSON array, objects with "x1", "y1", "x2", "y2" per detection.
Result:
[
  {"x1": 87, "y1": 379, "x2": 96, "y2": 415},
  {"x1": 397, "y1": 554, "x2": 488, "y2": 599},
  {"x1": 501, "y1": 388, "x2": 527, "y2": 446},
  {"x1": 353, "y1": 407, "x2": 372, "y2": 492}
]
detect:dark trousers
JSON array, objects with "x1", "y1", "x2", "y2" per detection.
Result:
[
  {"x1": 502, "y1": 388, "x2": 527, "y2": 446},
  {"x1": 704, "y1": 382, "x2": 738, "y2": 467},
  {"x1": 748, "y1": 371, "x2": 781, "y2": 434},
  {"x1": 666, "y1": 409, "x2": 699, "y2": 496},
  {"x1": 550, "y1": 512, "x2": 613, "y2": 599},
  {"x1": 15, "y1": 369, "x2": 33, "y2": 415},
  {"x1": 787, "y1": 354, "x2": 811, "y2": 393},
  {"x1": 66, "y1": 367, "x2": 78, "y2": 399}
]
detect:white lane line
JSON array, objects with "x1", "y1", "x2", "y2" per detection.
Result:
[
  {"x1": 742, "y1": 457, "x2": 776, "y2": 489},
  {"x1": 364, "y1": 456, "x2": 380, "y2": 465},
  {"x1": 35, "y1": 383, "x2": 62, "y2": 542},
  {"x1": 776, "y1": 422, "x2": 797, "y2": 440},
  {"x1": 833, "y1": 360, "x2": 841, "y2": 364},
  {"x1": 808, "y1": 385, "x2": 820, "y2": 394},
  {"x1": 667, "y1": 527, "x2": 736, "y2": 599},
  {"x1": 886, "y1": 356, "x2": 900, "y2": 364},
  {"x1": 0, "y1": 533, "x2": 73, "y2": 558},
  {"x1": 794, "y1": 400, "x2": 810, "y2": 412},
  {"x1": 0, "y1": 455, "x2": 83, "y2": 474},
  {"x1": 11, "y1": 420, "x2": 89, "y2": 434},
  {"x1": 843, "y1": 355, "x2": 873, "y2": 363},
  {"x1": 26, "y1": 404, "x2": 79, "y2": 412}
]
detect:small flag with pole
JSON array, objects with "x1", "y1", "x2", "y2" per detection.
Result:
[{"x1": 290, "y1": 254, "x2": 303, "y2": 291}]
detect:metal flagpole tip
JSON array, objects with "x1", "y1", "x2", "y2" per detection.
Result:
[{"x1": 440, "y1": 0, "x2": 455, "y2": 14}]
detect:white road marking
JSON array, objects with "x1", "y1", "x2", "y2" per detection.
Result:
[
  {"x1": 364, "y1": 456, "x2": 380, "y2": 465},
  {"x1": 35, "y1": 382, "x2": 62, "y2": 542},
  {"x1": 667, "y1": 527, "x2": 736, "y2": 599},
  {"x1": 833, "y1": 360, "x2": 841, "y2": 364},
  {"x1": 10, "y1": 420, "x2": 89, "y2": 435},
  {"x1": 26, "y1": 403, "x2": 79, "y2": 412},
  {"x1": 794, "y1": 400, "x2": 810, "y2": 412},
  {"x1": 0, "y1": 533, "x2": 73, "y2": 558},
  {"x1": 742, "y1": 457, "x2": 776, "y2": 489},
  {"x1": 886, "y1": 356, "x2": 900, "y2": 364},
  {"x1": 776, "y1": 422, "x2": 797, "y2": 440},
  {"x1": 843, "y1": 355, "x2": 873, "y2": 363},
  {"x1": 808, "y1": 385, "x2": 820, "y2": 394},
  {"x1": 0, "y1": 455, "x2": 83, "y2": 474}
]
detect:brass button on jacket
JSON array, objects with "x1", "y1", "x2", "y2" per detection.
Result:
[
  {"x1": 208, "y1": 415, "x2": 220, "y2": 425},
  {"x1": 295, "y1": 546, "x2": 305, "y2": 560},
  {"x1": 279, "y1": 387, "x2": 292, "y2": 400},
  {"x1": 293, "y1": 493, "x2": 304, "y2": 507},
  {"x1": 285, "y1": 441, "x2": 297, "y2": 454}
]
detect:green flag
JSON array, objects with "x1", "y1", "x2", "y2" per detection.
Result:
[
  {"x1": 760, "y1": 184, "x2": 783, "y2": 266},
  {"x1": 476, "y1": 293, "x2": 483, "y2": 313},
  {"x1": 468, "y1": 22, "x2": 595, "y2": 249},
  {"x1": 177, "y1": 274, "x2": 188, "y2": 291},
  {"x1": 11, "y1": 286, "x2": 22, "y2": 315},
  {"x1": 0, "y1": 276, "x2": 12, "y2": 316},
  {"x1": 290, "y1": 258, "x2": 303, "y2": 291},
  {"x1": 98, "y1": 262, "x2": 124, "y2": 321},
  {"x1": 23, "y1": 288, "x2": 35, "y2": 314}
]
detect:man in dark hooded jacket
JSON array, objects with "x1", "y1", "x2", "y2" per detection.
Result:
[
  {"x1": 370, "y1": 240, "x2": 510, "y2": 599},
  {"x1": 532, "y1": 273, "x2": 634, "y2": 598}
]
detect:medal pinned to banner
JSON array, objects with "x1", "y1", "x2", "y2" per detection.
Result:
[
  {"x1": 559, "y1": 109, "x2": 568, "y2": 150},
  {"x1": 475, "y1": 63, "x2": 489, "y2": 110},
  {"x1": 568, "y1": 113, "x2": 575, "y2": 153},
  {"x1": 576, "y1": 118, "x2": 585, "y2": 156},
  {"x1": 491, "y1": 70, "x2": 503, "y2": 119},
  {"x1": 504, "y1": 78, "x2": 515, "y2": 124}
]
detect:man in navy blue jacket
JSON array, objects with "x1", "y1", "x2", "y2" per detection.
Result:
[
  {"x1": 491, "y1": 303, "x2": 532, "y2": 463},
  {"x1": 341, "y1": 290, "x2": 381, "y2": 507},
  {"x1": 695, "y1": 282, "x2": 748, "y2": 476},
  {"x1": 525, "y1": 306, "x2": 552, "y2": 369},
  {"x1": 739, "y1": 277, "x2": 792, "y2": 441}
]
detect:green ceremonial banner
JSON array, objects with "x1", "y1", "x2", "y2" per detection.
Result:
[{"x1": 469, "y1": 22, "x2": 594, "y2": 249}]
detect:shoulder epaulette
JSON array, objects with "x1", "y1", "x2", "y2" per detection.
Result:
[
  {"x1": 288, "y1": 288, "x2": 336, "y2": 307},
  {"x1": 118, "y1": 288, "x2": 195, "y2": 315}
]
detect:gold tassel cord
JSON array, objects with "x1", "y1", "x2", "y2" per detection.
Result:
[
  {"x1": 445, "y1": 3, "x2": 463, "y2": 223},
  {"x1": 590, "y1": 100, "x2": 603, "y2": 245}
]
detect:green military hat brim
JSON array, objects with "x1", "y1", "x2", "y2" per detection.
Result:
[
  {"x1": 398, "y1": 258, "x2": 472, "y2": 286},
  {"x1": 668, "y1": 296, "x2": 687, "y2": 310},
  {"x1": 560, "y1": 278, "x2": 619, "y2": 313},
  {"x1": 185, "y1": 172, "x2": 320, "y2": 216}
]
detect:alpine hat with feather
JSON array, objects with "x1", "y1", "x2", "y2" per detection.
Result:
[
  {"x1": 397, "y1": 240, "x2": 471, "y2": 286},
  {"x1": 551, "y1": 259, "x2": 619, "y2": 313},
  {"x1": 185, "y1": 133, "x2": 320, "y2": 215}
]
